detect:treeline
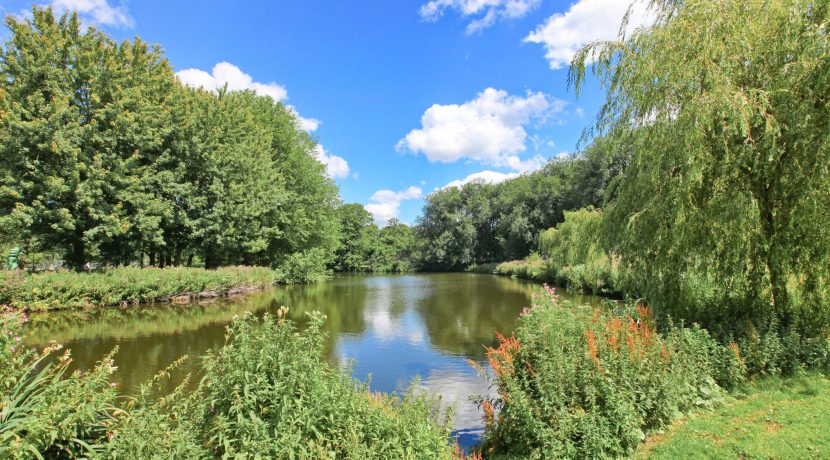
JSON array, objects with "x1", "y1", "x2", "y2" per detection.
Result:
[
  {"x1": 0, "y1": 8, "x2": 339, "y2": 280},
  {"x1": 330, "y1": 204, "x2": 416, "y2": 273},
  {"x1": 414, "y1": 137, "x2": 623, "y2": 271}
]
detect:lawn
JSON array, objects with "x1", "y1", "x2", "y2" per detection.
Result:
[{"x1": 637, "y1": 373, "x2": 830, "y2": 459}]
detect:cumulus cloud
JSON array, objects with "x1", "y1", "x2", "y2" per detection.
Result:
[
  {"x1": 314, "y1": 145, "x2": 350, "y2": 179},
  {"x1": 297, "y1": 115, "x2": 320, "y2": 132},
  {"x1": 175, "y1": 61, "x2": 325, "y2": 134},
  {"x1": 397, "y1": 88, "x2": 561, "y2": 172},
  {"x1": 525, "y1": 0, "x2": 656, "y2": 69},
  {"x1": 365, "y1": 186, "x2": 423, "y2": 225},
  {"x1": 420, "y1": 0, "x2": 541, "y2": 34},
  {"x1": 443, "y1": 170, "x2": 520, "y2": 189},
  {"x1": 14, "y1": 0, "x2": 133, "y2": 27},
  {"x1": 176, "y1": 62, "x2": 289, "y2": 102}
]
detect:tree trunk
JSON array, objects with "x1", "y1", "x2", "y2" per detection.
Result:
[
  {"x1": 174, "y1": 245, "x2": 183, "y2": 267},
  {"x1": 67, "y1": 238, "x2": 86, "y2": 272},
  {"x1": 149, "y1": 251, "x2": 156, "y2": 267},
  {"x1": 759, "y1": 199, "x2": 790, "y2": 328},
  {"x1": 204, "y1": 248, "x2": 217, "y2": 269},
  {"x1": 187, "y1": 253, "x2": 194, "y2": 267}
]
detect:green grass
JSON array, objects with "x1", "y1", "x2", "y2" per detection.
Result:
[
  {"x1": 637, "y1": 373, "x2": 830, "y2": 459},
  {"x1": 0, "y1": 266, "x2": 278, "y2": 311}
]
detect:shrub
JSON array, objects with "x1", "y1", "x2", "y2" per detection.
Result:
[
  {"x1": 0, "y1": 306, "x2": 120, "y2": 458},
  {"x1": 475, "y1": 287, "x2": 742, "y2": 458},
  {"x1": 1, "y1": 306, "x2": 456, "y2": 459},
  {"x1": 196, "y1": 309, "x2": 454, "y2": 458}
]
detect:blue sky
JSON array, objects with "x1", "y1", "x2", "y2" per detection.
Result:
[{"x1": 1, "y1": 0, "x2": 652, "y2": 225}]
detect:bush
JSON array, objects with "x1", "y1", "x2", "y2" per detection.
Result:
[
  {"x1": 0, "y1": 266, "x2": 278, "y2": 311},
  {"x1": 195, "y1": 309, "x2": 453, "y2": 458},
  {"x1": 1, "y1": 306, "x2": 456, "y2": 459},
  {"x1": 0, "y1": 307, "x2": 120, "y2": 458},
  {"x1": 476, "y1": 287, "x2": 743, "y2": 458}
]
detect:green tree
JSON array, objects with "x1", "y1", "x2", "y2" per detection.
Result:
[
  {"x1": 0, "y1": 8, "x2": 177, "y2": 269},
  {"x1": 571, "y1": 0, "x2": 830, "y2": 331}
]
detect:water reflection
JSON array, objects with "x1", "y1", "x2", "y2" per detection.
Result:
[{"x1": 25, "y1": 273, "x2": 605, "y2": 444}]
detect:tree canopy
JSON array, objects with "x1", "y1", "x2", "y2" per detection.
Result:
[{"x1": 0, "y1": 7, "x2": 340, "y2": 279}]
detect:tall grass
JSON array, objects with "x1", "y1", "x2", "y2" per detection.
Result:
[
  {"x1": 0, "y1": 266, "x2": 278, "y2": 311},
  {"x1": 0, "y1": 306, "x2": 458, "y2": 459}
]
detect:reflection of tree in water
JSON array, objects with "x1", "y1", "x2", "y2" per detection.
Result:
[
  {"x1": 416, "y1": 274, "x2": 607, "y2": 357},
  {"x1": 25, "y1": 282, "x2": 371, "y2": 395},
  {"x1": 271, "y1": 279, "x2": 369, "y2": 359},
  {"x1": 24, "y1": 275, "x2": 607, "y2": 398},
  {"x1": 415, "y1": 274, "x2": 533, "y2": 357}
]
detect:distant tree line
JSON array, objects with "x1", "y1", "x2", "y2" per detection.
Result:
[
  {"x1": 0, "y1": 8, "x2": 339, "y2": 278},
  {"x1": 411, "y1": 138, "x2": 625, "y2": 271}
]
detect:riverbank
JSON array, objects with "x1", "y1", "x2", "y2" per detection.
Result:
[
  {"x1": 467, "y1": 254, "x2": 622, "y2": 298},
  {"x1": 0, "y1": 266, "x2": 278, "y2": 311}
]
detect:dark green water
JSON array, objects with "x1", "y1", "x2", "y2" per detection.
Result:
[{"x1": 25, "y1": 273, "x2": 606, "y2": 445}]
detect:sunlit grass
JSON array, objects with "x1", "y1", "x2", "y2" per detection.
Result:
[{"x1": 637, "y1": 373, "x2": 830, "y2": 459}]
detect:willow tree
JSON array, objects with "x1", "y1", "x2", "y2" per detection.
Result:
[{"x1": 571, "y1": 0, "x2": 830, "y2": 331}]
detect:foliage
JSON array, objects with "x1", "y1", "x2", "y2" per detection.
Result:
[
  {"x1": 540, "y1": 207, "x2": 619, "y2": 295},
  {"x1": 571, "y1": 0, "x2": 830, "y2": 343},
  {"x1": 415, "y1": 144, "x2": 624, "y2": 271},
  {"x1": 196, "y1": 310, "x2": 454, "y2": 458},
  {"x1": 331, "y1": 204, "x2": 417, "y2": 273},
  {"x1": 0, "y1": 7, "x2": 339, "y2": 278},
  {"x1": 0, "y1": 307, "x2": 120, "y2": 458},
  {"x1": 476, "y1": 287, "x2": 743, "y2": 458},
  {"x1": 636, "y1": 373, "x2": 830, "y2": 459},
  {"x1": 0, "y1": 306, "x2": 457, "y2": 459},
  {"x1": 0, "y1": 266, "x2": 277, "y2": 311}
]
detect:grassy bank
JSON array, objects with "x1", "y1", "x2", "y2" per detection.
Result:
[
  {"x1": 473, "y1": 284, "x2": 830, "y2": 458},
  {"x1": 637, "y1": 373, "x2": 830, "y2": 458},
  {"x1": 1, "y1": 307, "x2": 461, "y2": 458},
  {"x1": 467, "y1": 253, "x2": 621, "y2": 297},
  {"x1": 0, "y1": 266, "x2": 279, "y2": 311}
]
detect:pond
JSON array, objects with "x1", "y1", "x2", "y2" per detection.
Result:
[{"x1": 24, "y1": 273, "x2": 607, "y2": 448}]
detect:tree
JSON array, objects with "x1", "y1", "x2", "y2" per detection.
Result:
[
  {"x1": 0, "y1": 8, "x2": 177, "y2": 269},
  {"x1": 571, "y1": 0, "x2": 830, "y2": 331}
]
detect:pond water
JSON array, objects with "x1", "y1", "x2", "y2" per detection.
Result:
[{"x1": 24, "y1": 273, "x2": 606, "y2": 448}]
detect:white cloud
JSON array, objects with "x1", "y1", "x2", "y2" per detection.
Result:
[
  {"x1": 443, "y1": 170, "x2": 520, "y2": 189},
  {"x1": 314, "y1": 145, "x2": 350, "y2": 179},
  {"x1": 176, "y1": 62, "x2": 289, "y2": 103},
  {"x1": 397, "y1": 88, "x2": 561, "y2": 172},
  {"x1": 175, "y1": 62, "x2": 324, "y2": 133},
  {"x1": 296, "y1": 114, "x2": 320, "y2": 132},
  {"x1": 46, "y1": 0, "x2": 132, "y2": 27},
  {"x1": 525, "y1": 0, "x2": 655, "y2": 69},
  {"x1": 420, "y1": 0, "x2": 541, "y2": 34},
  {"x1": 365, "y1": 186, "x2": 423, "y2": 225}
]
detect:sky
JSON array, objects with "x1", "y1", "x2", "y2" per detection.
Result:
[{"x1": 0, "y1": 0, "x2": 654, "y2": 225}]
